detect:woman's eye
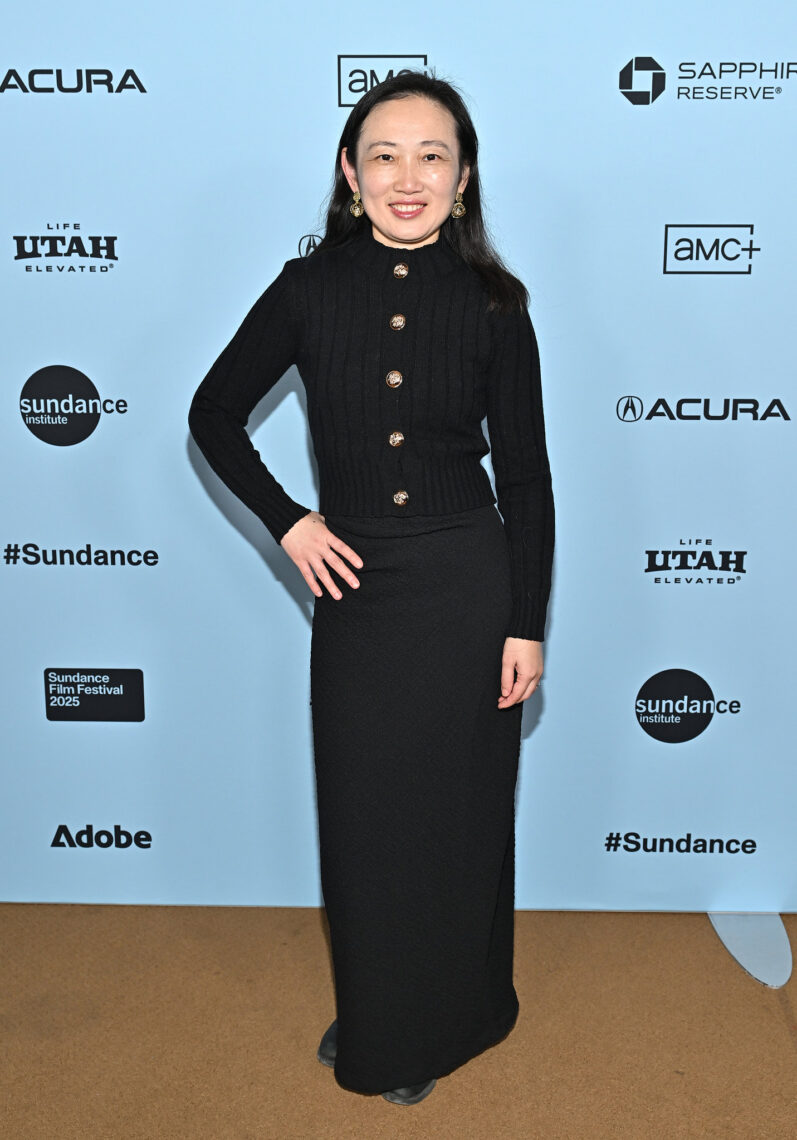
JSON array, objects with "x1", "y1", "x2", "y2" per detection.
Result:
[
  {"x1": 423, "y1": 153, "x2": 441, "y2": 161},
  {"x1": 377, "y1": 153, "x2": 394, "y2": 161}
]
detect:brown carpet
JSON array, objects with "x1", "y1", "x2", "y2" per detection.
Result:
[{"x1": 2, "y1": 905, "x2": 796, "y2": 1139}]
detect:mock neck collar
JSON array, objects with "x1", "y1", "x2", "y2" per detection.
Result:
[{"x1": 343, "y1": 221, "x2": 461, "y2": 279}]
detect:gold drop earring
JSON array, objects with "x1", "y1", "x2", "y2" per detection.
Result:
[
  {"x1": 451, "y1": 191, "x2": 466, "y2": 218},
  {"x1": 350, "y1": 190, "x2": 364, "y2": 218}
]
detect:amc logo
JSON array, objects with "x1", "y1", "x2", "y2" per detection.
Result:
[
  {"x1": 337, "y1": 55, "x2": 428, "y2": 107},
  {"x1": 663, "y1": 224, "x2": 760, "y2": 274}
]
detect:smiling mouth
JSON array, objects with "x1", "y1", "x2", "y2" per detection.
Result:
[{"x1": 390, "y1": 202, "x2": 426, "y2": 217}]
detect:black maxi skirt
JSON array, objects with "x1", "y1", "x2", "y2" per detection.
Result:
[{"x1": 309, "y1": 502, "x2": 523, "y2": 1095}]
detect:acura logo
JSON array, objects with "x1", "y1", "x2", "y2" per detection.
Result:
[
  {"x1": 298, "y1": 233, "x2": 322, "y2": 257},
  {"x1": 617, "y1": 395, "x2": 643, "y2": 421}
]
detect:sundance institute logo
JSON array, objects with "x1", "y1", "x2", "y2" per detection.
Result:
[
  {"x1": 636, "y1": 668, "x2": 740, "y2": 743},
  {"x1": 20, "y1": 365, "x2": 127, "y2": 445}
]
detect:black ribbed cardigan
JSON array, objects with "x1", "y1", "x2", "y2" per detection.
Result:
[{"x1": 188, "y1": 223, "x2": 554, "y2": 641}]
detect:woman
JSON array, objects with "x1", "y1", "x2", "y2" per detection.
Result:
[{"x1": 188, "y1": 70, "x2": 554, "y2": 1107}]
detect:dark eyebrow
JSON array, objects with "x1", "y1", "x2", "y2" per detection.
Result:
[{"x1": 364, "y1": 139, "x2": 452, "y2": 151}]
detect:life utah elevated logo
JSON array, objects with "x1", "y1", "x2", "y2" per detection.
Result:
[{"x1": 13, "y1": 222, "x2": 117, "y2": 274}]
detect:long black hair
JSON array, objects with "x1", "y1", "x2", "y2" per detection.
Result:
[{"x1": 313, "y1": 70, "x2": 529, "y2": 313}]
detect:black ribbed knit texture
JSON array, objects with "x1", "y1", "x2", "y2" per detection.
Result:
[{"x1": 188, "y1": 224, "x2": 555, "y2": 640}]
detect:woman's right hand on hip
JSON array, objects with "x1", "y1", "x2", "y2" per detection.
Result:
[{"x1": 280, "y1": 511, "x2": 363, "y2": 600}]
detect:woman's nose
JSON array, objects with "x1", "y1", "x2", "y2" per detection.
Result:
[{"x1": 393, "y1": 165, "x2": 424, "y2": 194}]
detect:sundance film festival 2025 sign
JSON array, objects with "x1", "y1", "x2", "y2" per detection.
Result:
[{"x1": 44, "y1": 668, "x2": 145, "y2": 722}]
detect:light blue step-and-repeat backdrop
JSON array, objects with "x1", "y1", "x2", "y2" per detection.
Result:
[{"x1": 2, "y1": 1, "x2": 795, "y2": 909}]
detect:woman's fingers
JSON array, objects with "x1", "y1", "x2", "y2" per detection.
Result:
[
  {"x1": 500, "y1": 663, "x2": 539, "y2": 703},
  {"x1": 328, "y1": 536, "x2": 363, "y2": 571},
  {"x1": 498, "y1": 640, "x2": 544, "y2": 707},
  {"x1": 299, "y1": 563, "x2": 324, "y2": 598},
  {"x1": 324, "y1": 544, "x2": 362, "y2": 589},
  {"x1": 498, "y1": 674, "x2": 538, "y2": 708},
  {"x1": 311, "y1": 557, "x2": 346, "y2": 600},
  {"x1": 315, "y1": 536, "x2": 363, "y2": 598},
  {"x1": 280, "y1": 513, "x2": 364, "y2": 599}
]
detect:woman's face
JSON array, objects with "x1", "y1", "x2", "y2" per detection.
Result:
[{"x1": 341, "y1": 94, "x2": 470, "y2": 249}]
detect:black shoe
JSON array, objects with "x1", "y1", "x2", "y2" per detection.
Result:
[
  {"x1": 316, "y1": 1018, "x2": 337, "y2": 1067},
  {"x1": 382, "y1": 1078, "x2": 436, "y2": 1105}
]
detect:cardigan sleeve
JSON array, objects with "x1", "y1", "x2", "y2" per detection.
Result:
[
  {"x1": 485, "y1": 301, "x2": 555, "y2": 642},
  {"x1": 188, "y1": 260, "x2": 313, "y2": 546}
]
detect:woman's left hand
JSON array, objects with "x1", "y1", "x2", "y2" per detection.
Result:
[{"x1": 498, "y1": 638, "x2": 543, "y2": 708}]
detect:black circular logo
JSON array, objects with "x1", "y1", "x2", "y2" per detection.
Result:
[
  {"x1": 298, "y1": 233, "x2": 322, "y2": 257},
  {"x1": 20, "y1": 365, "x2": 101, "y2": 445},
  {"x1": 636, "y1": 669, "x2": 715, "y2": 743},
  {"x1": 617, "y1": 395, "x2": 643, "y2": 421},
  {"x1": 619, "y1": 57, "x2": 666, "y2": 105}
]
